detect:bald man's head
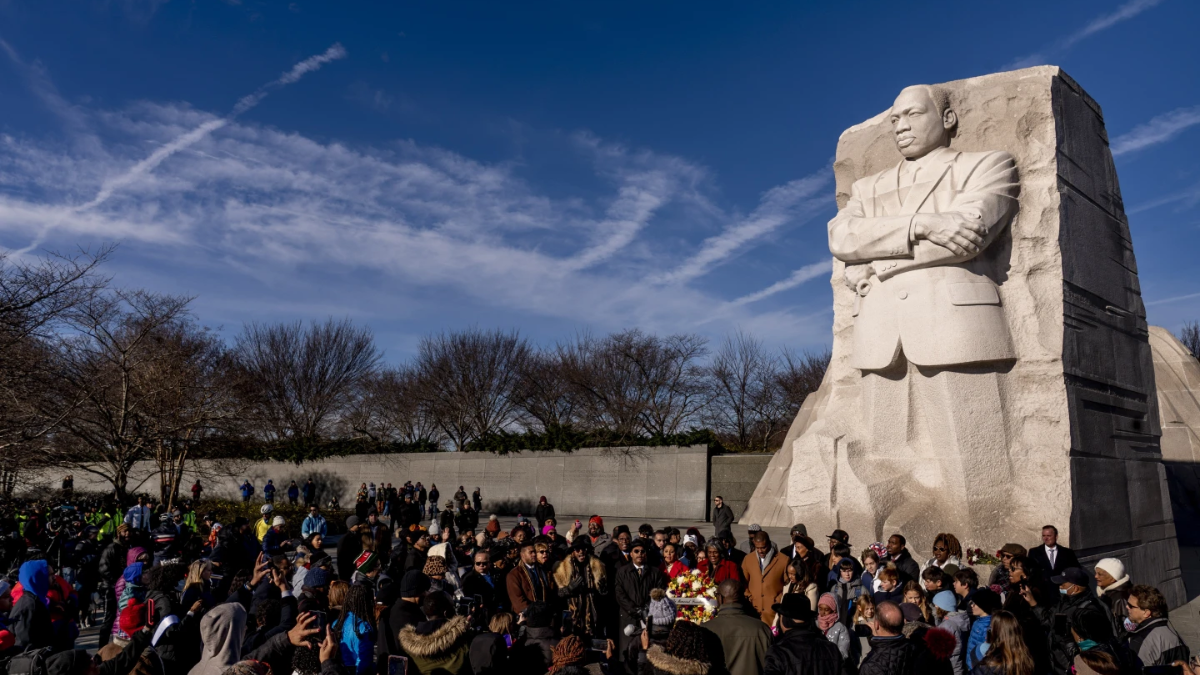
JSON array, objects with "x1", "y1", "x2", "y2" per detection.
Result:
[
  {"x1": 718, "y1": 579, "x2": 741, "y2": 603},
  {"x1": 890, "y1": 85, "x2": 956, "y2": 159},
  {"x1": 874, "y1": 602, "x2": 904, "y2": 636}
]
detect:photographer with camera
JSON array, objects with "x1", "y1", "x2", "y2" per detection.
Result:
[{"x1": 614, "y1": 538, "x2": 667, "y2": 674}]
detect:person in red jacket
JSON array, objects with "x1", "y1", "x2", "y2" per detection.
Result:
[{"x1": 698, "y1": 542, "x2": 743, "y2": 585}]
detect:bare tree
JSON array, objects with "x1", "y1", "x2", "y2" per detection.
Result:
[
  {"x1": 777, "y1": 347, "x2": 832, "y2": 415},
  {"x1": 560, "y1": 329, "x2": 708, "y2": 440},
  {"x1": 512, "y1": 349, "x2": 578, "y2": 433},
  {"x1": 52, "y1": 290, "x2": 196, "y2": 501},
  {"x1": 706, "y1": 332, "x2": 788, "y2": 452},
  {"x1": 1180, "y1": 321, "x2": 1200, "y2": 360},
  {"x1": 141, "y1": 321, "x2": 242, "y2": 509},
  {"x1": 0, "y1": 248, "x2": 111, "y2": 454},
  {"x1": 348, "y1": 366, "x2": 444, "y2": 446},
  {"x1": 233, "y1": 318, "x2": 380, "y2": 442},
  {"x1": 415, "y1": 328, "x2": 531, "y2": 450}
]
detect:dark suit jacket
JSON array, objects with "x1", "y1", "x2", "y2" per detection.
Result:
[
  {"x1": 1029, "y1": 544, "x2": 1079, "y2": 576},
  {"x1": 614, "y1": 564, "x2": 668, "y2": 620}
]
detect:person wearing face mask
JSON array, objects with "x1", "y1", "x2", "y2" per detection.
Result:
[
  {"x1": 1124, "y1": 584, "x2": 1189, "y2": 668},
  {"x1": 1045, "y1": 567, "x2": 1113, "y2": 674}
]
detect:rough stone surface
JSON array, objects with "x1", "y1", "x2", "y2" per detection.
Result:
[
  {"x1": 1151, "y1": 327, "x2": 1200, "y2": 597},
  {"x1": 742, "y1": 66, "x2": 1185, "y2": 605}
]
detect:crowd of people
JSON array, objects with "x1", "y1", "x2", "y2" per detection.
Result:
[{"x1": 0, "y1": 482, "x2": 1192, "y2": 675}]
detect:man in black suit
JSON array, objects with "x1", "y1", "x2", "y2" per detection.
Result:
[
  {"x1": 614, "y1": 539, "x2": 667, "y2": 674},
  {"x1": 1029, "y1": 524, "x2": 1079, "y2": 576}
]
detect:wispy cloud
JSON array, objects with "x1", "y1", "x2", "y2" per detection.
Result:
[
  {"x1": 649, "y1": 169, "x2": 831, "y2": 285},
  {"x1": 1111, "y1": 105, "x2": 1200, "y2": 156},
  {"x1": 1147, "y1": 290, "x2": 1200, "y2": 306},
  {"x1": 12, "y1": 43, "x2": 347, "y2": 254},
  {"x1": 1007, "y1": 0, "x2": 1164, "y2": 69},
  {"x1": 728, "y1": 260, "x2": 832, "y2": 307},
  {"x1": 1127, "y1": 179, "x2": 1200, "y2": 214}
]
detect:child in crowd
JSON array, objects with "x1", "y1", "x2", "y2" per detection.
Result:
[
  {"x1": 861, "y1": 549, "x2": 880, "y2": 593},
  {"x1": 871, "y1": 566, "x2": 903, "y2": 606}
]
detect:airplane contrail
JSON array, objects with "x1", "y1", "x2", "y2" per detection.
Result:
[{"x1": 17, "y1": 43, "x2": 347, "y2": 253}]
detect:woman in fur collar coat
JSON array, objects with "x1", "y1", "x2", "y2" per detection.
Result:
[
  {"x1": 640, "y1": 621, "x2": 719, "y2": 675},
  {"x1": 554, "y1": 538, "x2": 608, "y2": 638}
]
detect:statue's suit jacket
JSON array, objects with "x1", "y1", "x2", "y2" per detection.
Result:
[{"x1": 828, "y1": 147, "x2": 1019, "y2": 371}]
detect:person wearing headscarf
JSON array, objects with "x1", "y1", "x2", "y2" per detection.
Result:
[{"x1": 11, "y1": 560, "x2": 52, "y2": 649}]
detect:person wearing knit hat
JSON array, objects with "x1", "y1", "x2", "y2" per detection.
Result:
[
  {"x1": 302, "y1": 566, "x2": 331, "y2": 590},
  {"x1": 645, "y1": 620, "x2": 716, "y2": 675},
  {"x1": 1094, "y1": 557, "x2": 1132, "y2": 633},
  {"x1": 586, "y1": 515, "x2": 610, "y2": 552},
  {"x1": 931, "y1": 589, "x2": 969, "y2": 671},
  {"x1": 423, "y1": 556, "x2": 448, "y2": 578},
  {"x1": 966, "y1": 588, "x2": 1001, "y2": 669}
]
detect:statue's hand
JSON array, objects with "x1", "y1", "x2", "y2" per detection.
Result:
[
  {"x1": 843, "y1": 264, "x2": 872, "y2": 291},
  {"x1": 913, "y1": 213, "x2": 987, "y2": 256}
]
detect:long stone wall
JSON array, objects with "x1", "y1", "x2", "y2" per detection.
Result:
[
  {"x1": 31, "y1": 445, "x2": 713, "y2": 521},
  {"x1": 710, "y1": 454, "x2": 774, "y2": 522}
]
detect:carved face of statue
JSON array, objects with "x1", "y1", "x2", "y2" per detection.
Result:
[{"x1": 889, "y1": 87, "x2": 954, "y2": 159}]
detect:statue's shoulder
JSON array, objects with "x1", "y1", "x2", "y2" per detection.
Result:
[{"x1": 953, "y1": 148, "x2": 1017, "y2": 168}]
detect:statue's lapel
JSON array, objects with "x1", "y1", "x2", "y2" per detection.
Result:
[
  {"x1": 900, "y1": 149, "x2": 958, "y2": 216},
  {"x1": 874, "y1": 164, "x2": 903, "y2": 216}
]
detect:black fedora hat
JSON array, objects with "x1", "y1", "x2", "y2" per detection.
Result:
[{"x1": 772, "y1": 594, "x2": 815, "y2": 622}]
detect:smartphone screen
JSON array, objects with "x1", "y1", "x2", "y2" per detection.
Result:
[
  {"x1": 590, "y1": 639, "x2": 608, "y2": 652},
  {"x1": 310, "y1": 610, "x2": 325, "y2": 631},
  {"x1": 387, "y1": 655, "x2": 408, "y2": 675},
  {"x1": 503, "y1": 634, "x2": 513, "y2": 648}
]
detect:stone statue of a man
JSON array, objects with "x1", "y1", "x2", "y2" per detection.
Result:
[{"x1": 826, "y1": 85, "x2": 1020, "y2": 536}]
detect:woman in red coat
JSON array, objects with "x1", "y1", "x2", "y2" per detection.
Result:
[
  {"x1": 661, "y1": 543, "x2": 689, "y2": 580},
  {"x1": 698, "y1": 543, "x2": 742, "y2": 584}
]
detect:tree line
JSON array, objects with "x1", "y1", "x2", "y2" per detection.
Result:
[{"x1": 0, "y1": 250, "x2": 829, "y2": 503}]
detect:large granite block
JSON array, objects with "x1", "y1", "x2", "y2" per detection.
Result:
[{"x1": 742, "y1": 67, "x2": 1186, "y2": 605}]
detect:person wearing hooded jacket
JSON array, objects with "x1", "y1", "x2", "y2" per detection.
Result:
[
  {"x1": 397, "y1": 592, "x2": 478, "y2": 675},
  {"x1": 930, "y1": 590, "x2": 969, "y2": 675},
  {"x1": 11, "y1": 559, "x2": 53, "y2": 649},
  {"x1": 187, "y1": 601, "x2": 321, "y2": 675}
]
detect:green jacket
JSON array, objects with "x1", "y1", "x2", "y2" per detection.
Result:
[{"x1": 704, "y1": 603, "x2": 774, "y2": 675}]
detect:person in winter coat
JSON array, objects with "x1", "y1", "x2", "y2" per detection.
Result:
[
  {"x1": 932, "y1": 590, "x2": 969, "y2": 675},
  {"x1": 968, "y1": 610, "x2": 1035, "y2": 675},
  {"x1": 535, "y1": 497, "x2": 556, "y2": 532},
  {"x1": 921, "y1": 533, "x2": 963, "y2": 579},
  {"x1": 817, "y1": 593, "x2": 852, "y2": 660},
  {"x1": 1093, "y1": 558, "x2": 1131, "y2": 638},
  {"x1": 1045, "y1": 567, "x2": 1113, "y2": 674},
  {"x1": 706, "y1": 578, "x2": 772, "y2": 675},
  {"x1": 1126, "y1": 584, "x2": 1190, "y2": 667},
  {"x1": 762, "y1": 594, "x2": 843, "y2": 675},
  {"x1": 301, "y1": 506, "x2": 327, "y2": 539},
  {"x1": 11, "y1": 559, "x2": 52, "y2": 649},
  {"x1": 397, "y1": 592, "x2": 476, "y2": 675},
  {"x1": 742, "y1": 531, "x2": 788, "y2": 626},
  {"x1": 336, "y1": 583, "x2": 378, "y2": 675},
  {"x1": 966, "y1": 588, "x2": 1001, "y2": 670},
  {"x1": 287, "y1": 481, "x2": 300, "y2": 505},
  {"x1": 831, "y1": 559, "x2": 865, "y2": 626},
  {"x1": 240, "y1": 481, "x2": 254, "y2": 503},
  {"x1": 96, "y1": 523, "x2": 131, "y2": 648},
  {"x1": 698, "y1": 542, "x2": 742, "y2": 585},
  {"x1": 884, "y1": 535, "x2": 920, "y2": 584},
  {"x1": 263, "y1": 480, "x2": 276, "y2": 503},
  {"x1": 336, "y1": 517, "x2": 366, "y2": 582},
  {"x1": 554, "y1": 538, "x2": 608, "y2": 638},
  {"x1": 643, "y1": 620, "x2": 720, "y2": 675},
  {"x1": 859, "y1": 601, "x2": 951, "y2": 675},
  {"x1": 872, "y1": 567, "x2": 905, "y2": 607},
  {"x1": 711, "y1": 496, "x2": 735, "y2": 539},
  {"x1": 188, "y1": 602, "x2": 320, "y2": 675}
]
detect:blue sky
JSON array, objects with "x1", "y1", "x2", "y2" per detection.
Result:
[{"x1": 0, "y1": 0, "x2": 1198, "y2": 361}]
